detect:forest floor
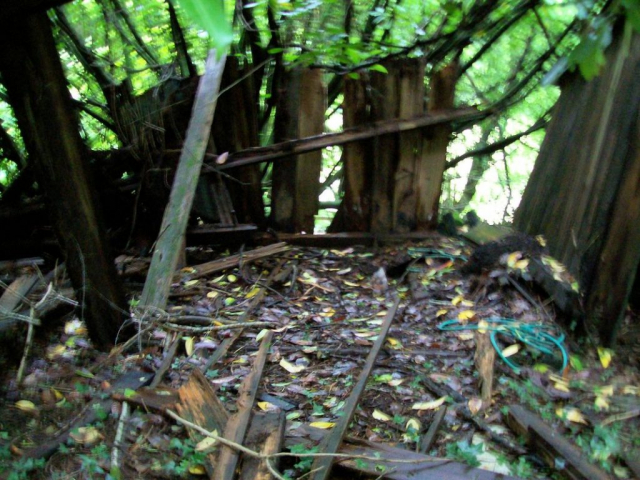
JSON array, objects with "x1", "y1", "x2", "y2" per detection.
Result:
[{"x1": 0, "y1": 233, "x2": 639, "y2": 479}]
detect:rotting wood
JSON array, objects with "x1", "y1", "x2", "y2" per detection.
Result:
[
  {"x1": 201, "y1": 260, "x2": 286, "y2": 372},
  {"x1": 0, "y1": 274, "x2": 40, "y2": 321},
  {"x1": 310, "y1": 297, "x2": 401, "y2": 480},
  {"x1": 139, "y1": 49, "x2": 226, "y2": 310},
  {"x1": 22, "y1": 370, "x2": 153, "y2": 461},
  {"x1": 176, "y1": 369, "x2": 230, "y2": 478},
  {"x1": 287, "y1": 424, "x2": 522, "y2": 480},
  {"x1": 216, "y1": 107, "x2": 483, "y2": 171},
  {"x1": 255, "y1": 232, "x2": 438, "y2": 248},
  {"x1": 0, "y1": 258, "x2": 44, "y2": 271},
  {"x1": 176, "y1": 242, "x2": 290, "y2": 281},
  {"x1": 419, "y1": 406, "x2": 447, "y2": 454},
  {"x1": 475, "y1": 330, "x2": 495, "y2": 409},
  {"x1": 506, "y1": 405, "x2": 612, "y2": 480},
  {"x1": 149, "y1": 336, "x2": 180, "y2": 388},
  {"x1": 214, "y1": 330, "x2": 273, "y2": 480},
  {"x1": 239, "y1": 411, "x2": 286, "y2": 480},
  {"x1": 111, "y1": 387, "x2": 179, "y2": 413}
]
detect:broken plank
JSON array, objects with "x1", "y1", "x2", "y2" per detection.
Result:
[
  {"x1": 149, "y1": 337, "x2": 180, "y2": 388},
  {"x1": 0, "y1": 274, "x2": 39, "y2": 319},
  {"x1": 239, "y1": 411, "x2": 286, "y2": 480},
  {"x1": 23, "y1": 370, "x2": 152, "y2": 461},
  {"x1": 111, "y1": 387, "x2": 179, "y2": 413},
  {"x1": 506, "y1": 405, "x2": 612, "y2": 480},
  {"x1": 139, "y1": 49, "x2": 226, "y2": 310},
  {"x1": 176, "y1": 369, "x2": 230, "y2": 478},
  {"x1": 419, "y1": 406, "x2": 447, "y2": 454},
  {"x1": 177, "y1": 242, "x2": 290, "y2": 281},
  {"x1": 286, "y1": 425, "x2": 522, "y2": 480},
  {"x1": 218, "y1": 107, "x2": 484, "y2": 170},
  {"x1": 0, "y1": 257, "x2": 44, "y2": 271},
  {"x1": 310, "y1": 297, "x2": 401, "y2": 480},
  {"x1": 214, "y1": 330, "x2": 273, "y2": 480}
]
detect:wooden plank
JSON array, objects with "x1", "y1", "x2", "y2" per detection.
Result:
[
  {"x1": 0, "y1": 274, "x2": 39, "y2": 319},
  {"x1": 139, "y1": 50, "x2": 226, "y2": 309},
  {"x1": 239, "y1": 411, "x2": 286, "y2": 480},
  {"x1": 310, "y1": 298, "x2": 401, "y2": 480},
  {"x1": 112, "y1": 387, "x2": 179, "y2": 413},
  {"x1": 286, "y1": 425, "x2": 522, "y2": 480},
  {"x1": 176, "y1": 242, "x2": 290, "y2": 281},
  {"x1": 0, "y1": 258, "x2": 44, "y2": 270},
  {"x1": 149, "y1": 337, "x2": 180, "y2": 388},
  {"x1": 255, "y1": 232, "x2": 438, "y2": 248},
  {"x1": 218, "y1": 107, "x2": 483, "y2": 171},
  {"x1": 176, "y1": 369, "x2": 230, "y2": 478},
  {"x1": 214, "y1": 330, "x2": 273, "y2": 480},
  {"x1": 419, "y1": 406, "x2": 447, "y2": 454},
  {"x1": 506, "y1": 405, "x2": 612, "y2": 480}
]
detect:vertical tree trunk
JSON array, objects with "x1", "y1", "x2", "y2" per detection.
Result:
[
  {"x1": 271, "y1": 69, "x2": 326, "y2": 232},
  {"x1": 0, "y1": 11, "x2": 126, "y2": 349}
]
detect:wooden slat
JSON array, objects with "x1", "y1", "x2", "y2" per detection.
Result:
[
  {"x1": 239, "y1": 411, "x2": 286, "y2": 480},
  {"x1": 310, "y1": 298, "x2": 401, "y2": 480},
  {"x1": 214, "y1": 330, "x2": 273, "y2": 480},
  {"x1": 506, "y1": 405, "x2": 612, "y2": 480}
]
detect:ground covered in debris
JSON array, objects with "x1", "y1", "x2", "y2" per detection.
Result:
[{"x1": 1, "y1": 234, "x2": 639, "y2": 479}]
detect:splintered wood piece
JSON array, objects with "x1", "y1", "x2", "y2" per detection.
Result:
[
  {"x1": 23, "y1": 370, "x2": 153, "y2": 461},
  {"x1": 140, "y1": 50, "x2": 226, "y2": 310},
  {"x1": 111, "y1": 387, "x2": 179, "y2": 413},
  {"x1": 506, "y1": 405, "x2": 612, "y2": 480},
  {"x1": 176, "y1": 369, "x2": 230, "y2": 478},
  {"x1": 0, "y1": 274, "x2": 39, "y2": 319},
  {"x1": 239, "y1": 411, "x2": 286, "y2": 480},
  {"x1": 178, "y1": 242, "x2": 290, "y2": 281},
  {"x1": 285, "y1": 425, "x2": 522, "y2": 480},
  {"x1": 419, "y1": 406, "x2": 447, "y2": 454},
  {"x1": 214, "y1": 330, "x2": 274, "y2": 480},
  {"x1": 310, "y1": 298, "x2": 401, "y2": 480},
  {"x1": 474, "y1": 330, "x2": 495, "y2": 408}
]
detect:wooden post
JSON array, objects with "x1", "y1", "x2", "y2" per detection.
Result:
[
  {"x1": 0, "y1": 11, "x2": 126, "y2": 349},
  {"x1": 140, "y1": 51, "x2": 226, "y2": 309},
  {"x1": 271, "y1": 68, "x2": 326, "y2": 232}
]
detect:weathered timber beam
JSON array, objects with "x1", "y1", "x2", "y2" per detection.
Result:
[{"x1": 217, "y1": 107, "x2": 486, "y2": 170}]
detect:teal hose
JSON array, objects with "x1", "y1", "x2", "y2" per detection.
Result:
[{"x1": 438, "y1": 317, "x2": 568, "y2": 374}]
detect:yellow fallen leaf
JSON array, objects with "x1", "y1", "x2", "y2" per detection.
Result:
[
  {"x1": 468, "y1": 397, "x2": 483, "y2": 414},
  {"x1": 184, "y1": 337, "x2": 194, "y2": 356},
  {"x1": 195, "y1": 435, "x2": 218, "y2": 451},
  {"x1": 47, "y1": 344, "x2": 67, "y2": 360},
  {"x1": 206, "y1": 291, "x2": 219, "y2": 299},
  {"x1": 245, "y1": 287, "x2": 261, "y2": 299},
  {"x1": 452, "y1": 295, "x2": 463, "y2": 306},
  {"x1": 319, "y1": 308, "x2": 335, "y2": 317},
  {"x1": 553, "y1": 381, "x2": 570, "y2": 393},
  {"x1": 514, "y1": 259, "x2": 529, "y2": 270},
  {"x1": 227, "y1": 274, "x2": 237, "y2": 282},
  {"x1": 64, "y1": 319, "x2": 86, "y2": 335},
  {"x1": 501, "y1": 343, "x2": 520, "y2": 358},
  {"x1": 342, "y1": 280, "x2": 360, "y2": 287},
  {"x1": 436, "y1": 309, "x2": 448, "y2": 317},
  {"x1": 535, "y1": 235, "x2": 547, "y2": 247},
  {"x1": 310, "y1": 422, "x2": 335, "y2": 429},
  {"x1": 388, "y1": 379, "x2": 404, "y2": 387},
  {"x1": 477, "y1": 319, "x2": 489, "y2": 334},
  {"x1": 623, "y1": 386, "x2": 639, "y2": 395},
  {"x1": 51, "y1": 388, "x2": 64, "y2": 401},
  {"x1": 405, "y1": 418, "x2": 421, "y2": 431},
  {"x1": 15, "y1": 400, "x2": 38, "y2": 414},
  {"x1": 280, "y1": 359, "x2": 306, "y2": 374},
  {"x1": 461, "y1": 299, "x2": 475, "y2": 307},
  {"x1": 255, "y1": 329, "x2": 270, "y2": 342},
  {"x1": 184, "y1": 279, "x2": 199, "y2": 287},
  {"x1": 412, "y1": 396, "x2": 447, "y2": 411},
  {"x1": 69, "y1": 426, "x2": 103, "y2": 445},
  {"x1": 257, "y1": 402, "x2": 278, "y2": 412},
  {"x1": 595, "y1": 395, "x2": 609, "y2": 411},
  {"x1": 386, "y1": 338, "x2": 402, "y2": 349},
  {"x1": 598, "y1": 347, "x2": 613, "y2": 369},
  {"x1": 507, "y1": 252, "x2": 522, "y2": 268},
  {"x1": 188, "y1": 464, "x2": 207, "y2": 475},
  {"x1": 556, "y1": 407, "x2": 588, "y2": 425},
  {"x1": 596, "y1": 385, "x2": 614, "y2": 397},
  {"x1": 373, "y1": 409, "x2": 391, "y2": 422},
  {"x1": 458, "y1": 310, "x2": 475, "y2": 321},
  {"x1": 457, "y1": 332, "x2": 475, "y2": 341}
]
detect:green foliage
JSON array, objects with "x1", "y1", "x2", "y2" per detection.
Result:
[
  {"x1": 174, "y1": 0, "x2": 232, "y2": 56},
  {"x1": 445, "y1": 440, "x2": 482, "y2": 467}
]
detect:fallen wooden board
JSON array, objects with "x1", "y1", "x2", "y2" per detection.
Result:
[
  {"x1": 176, "y1": 369, "x2": 230, "y2": 478},
  {"x1": 310, "y1": 298, "x2": 401, "y2": 480},
  {"x1": 214, "y1": 330, "x2": 273, "y2": 480},
  {"x1": 419, "y1": 406, "x2": 447, "y2": 454},
  {"x1": 177, "y1": 242, "x2": 290, "y2": 281},
  {"x1": 239, "y1": 411, "x2": 286, "y2": 480},
  {"x1": 0, "y1": 257, "x2": 44, "y2": 271},
  {"x1": 506, "y1": 405, "x2": 612, "y2": 480},
  {"x1": 112, "y1": 387, "x2": 179, "y2": 413},
  {"x1": 23, "y1": 370, "x2": 153, "y2": 460},
  {"x1": 255, "y1": 232, "x2": 439, "y2": 248},
  {"x1": 286, "y1": 425, "x2": 522, "y2": 480},
  {"x1": 0, "y1": 274, "x2": 39, "y2": 320}
]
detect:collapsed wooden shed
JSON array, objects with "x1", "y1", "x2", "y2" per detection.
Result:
[{"x1": 514, "y1": 24, "x2": 640, "y2": 344}]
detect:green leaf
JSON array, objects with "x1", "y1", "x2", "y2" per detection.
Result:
[
  {"x1": 174, "y1": 0, "x2": 232, "y2": 56},
  {"x1": 369, "y1": 64, "x2": 388, "y2": 74}
]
